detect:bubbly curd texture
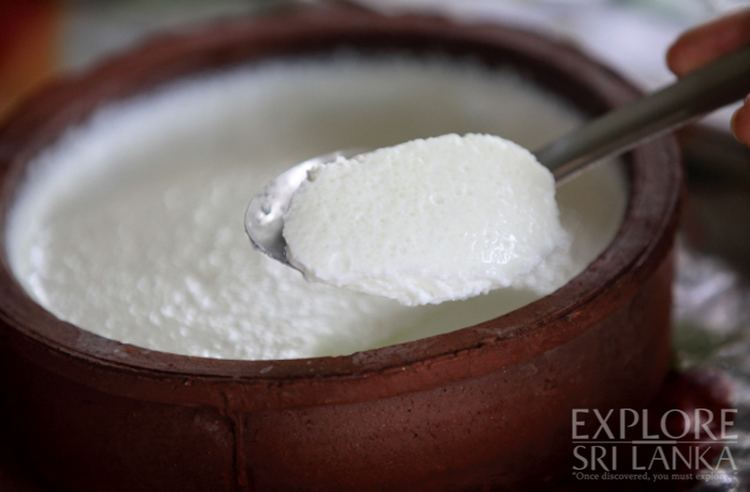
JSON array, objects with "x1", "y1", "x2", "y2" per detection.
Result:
[
  {"x1": 7, "y1": 55, "x2": 626, "y2": 360},
  {"x1": 285, "y1": 134, "x2": 569, "y2": 305}
]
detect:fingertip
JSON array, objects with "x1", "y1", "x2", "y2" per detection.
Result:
[
  {"x1": 666, "y1": 8, "x2": 750, "y2": 77},
  {"x1": 666, "y1": 39, "x2": 689, "y2": 76},
  {"x1": 731, "y1": 100, "x2": 750, "y2": 147},
  {"x1": 665, "y1": 28, "x2": 710, "y2": 77}
]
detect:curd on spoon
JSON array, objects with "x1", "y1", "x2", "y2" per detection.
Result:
[{"x1": 282, "y1": 133, "x2": 570, "y2": 306}]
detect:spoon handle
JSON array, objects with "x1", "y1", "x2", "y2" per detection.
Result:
[{"x1": 536, "y1": 45, "x2": 750, "y2": 180}]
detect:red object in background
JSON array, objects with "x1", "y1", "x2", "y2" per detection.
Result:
[{"x1": 0, "y1": 0, "x2": 58, "y2": 119}]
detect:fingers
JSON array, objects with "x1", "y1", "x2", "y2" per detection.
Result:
[
  {"x1": 669, "y1": 9, "x2": 750, "y2": 146},
  {"x1": 732, "y1": 98, "x2": 750, "y2": 146},
  {"x1": 667, "y1": 8, "x2": 750, "y2": 76}
]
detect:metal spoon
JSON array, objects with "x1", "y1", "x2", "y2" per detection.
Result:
[{"x1": 246, "y1": 45, "x2": 750, "y2": 268}]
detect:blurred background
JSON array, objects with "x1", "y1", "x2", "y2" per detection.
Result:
[
  {"x1": 1, "y1": 0, "x2": 750, "y2": 490},
  {"x1": 2, "y1": 0, "x2": 749, "y2": 121}
]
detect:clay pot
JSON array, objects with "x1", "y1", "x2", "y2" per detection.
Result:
[{"x1": 0, "y1": 7, "x2": 681, "y2": 492}]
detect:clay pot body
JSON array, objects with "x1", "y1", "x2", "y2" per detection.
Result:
[{"x1": 0, "y1": 8, "x2": 681, "y2": 492}]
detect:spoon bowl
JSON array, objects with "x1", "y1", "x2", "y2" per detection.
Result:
[{"x1": 245, "y1": 149, "x2": 363, "y2": 269}]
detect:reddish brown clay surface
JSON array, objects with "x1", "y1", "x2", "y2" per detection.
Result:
[
  {"x1": 0, "y1": 7, "x2": 681, "y2": 492},
  {"x1": 4, "y1": 369, "x2": 732, "y2": 492}
]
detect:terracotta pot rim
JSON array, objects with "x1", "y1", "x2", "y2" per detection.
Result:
[{"x1": 0, "y1": 9, "x2": 681, "y2": 389}]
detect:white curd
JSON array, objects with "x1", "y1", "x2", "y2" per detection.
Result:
[{"x1": 7, "y1": 55, "x2": 626, "y2": 360}]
